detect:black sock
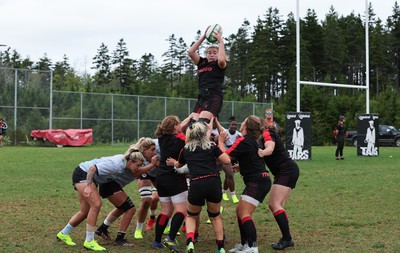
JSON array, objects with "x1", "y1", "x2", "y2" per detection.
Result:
[
  {"x1": 274, "y1": 210, "x2": 292, "y2": 241},
  {"x1": 115, "y1": 232, "x2": 125, "y2": 241},
  {"x1": 155, "y1": 213, "x2": 170, "y2": 243},
  {"x1": 216, "y1": 239, "x2": 225, "y2": 250},
  {"x1": 169, "y1": 212, "x2": 185, "y2": 241},
  {"x1": 237, "y1": 218, "x2": 246, "y2": 245},
  {"x1": 99, "y1": 223, "x2": 109, "y2": 231},
  {"x1": 241, "y1": 217, "x2": 257, "y2": 248}
]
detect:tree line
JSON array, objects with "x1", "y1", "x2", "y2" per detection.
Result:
[{"x1": 1, "y1": 3, "x2": 400, "y2": 144}]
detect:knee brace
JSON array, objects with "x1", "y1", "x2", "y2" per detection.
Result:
[
  {"x1": 187, "y1": 210, "x2": 201, "y2": 217},
  {"x1": 207, "y1": 210, "x2": 220, "y2": 218},
  {"x1": 139, "y1": 186, "x2": 153, "y2": 199},
  {"x1": 116, "y1": 197, "x2": 135, "y2": 212}
]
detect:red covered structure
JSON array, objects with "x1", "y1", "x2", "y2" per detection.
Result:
[{"x1": 30, "y1": 129, "x2": 93, "y2": 147}]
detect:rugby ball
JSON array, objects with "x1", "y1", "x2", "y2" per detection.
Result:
[{"x1": 206, "y1": 24, "x2": 223, "y2": 43}]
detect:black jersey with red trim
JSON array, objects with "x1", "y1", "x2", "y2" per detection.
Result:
[
  {"x1": 226, "y1": 135, "x2": 266, "y2": 180},
  {"x1": 261, "y1": 128, "x2": 292, "y2": 175},
  {"x1": 178, "y1": 143, "x2": 223, "y2": 180},
  {"x1": 157, "y1": 133, "x2": 186, "y2": 176},
  {"x1": 197, "y1": 57, "x2": 225, "y2": 97}
]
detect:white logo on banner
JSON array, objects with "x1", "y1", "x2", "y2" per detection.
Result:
[
  {"x1": 360, "y1": 147, "x2": 378, "y2": 156},
  {"x1": 298, "y1": 114, "x2": 311, "y2": 119},
  {"x1": 358, "y1": 115, "x2": 370, "y2": 120},
  {"x1": 288, "y1": 150, "x2": 309, "y2": 160}
]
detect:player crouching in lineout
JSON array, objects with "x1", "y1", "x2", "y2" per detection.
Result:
[{"x1": 188, "y1": 25, "x2": 227, "y2": 125}]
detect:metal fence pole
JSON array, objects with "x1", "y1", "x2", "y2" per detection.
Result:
[
  {"x1": 80, "y1": 93, "x2": 83, "y2": 129},
  {"x1": 164, "y1": 97, "x2": 167, "y2": 118},
  {"x1": 111, "y1": 94, "x2": 114, "y2": 145},
  {"x1": 49, "y1": 70, "x2": 53, "y2": 129},
  {"x1": 14, "y1": 69, "x2": 17, "y2": 145},
  {"x1": 137, "y1": 96, "x2": 140, "y2": 141}
]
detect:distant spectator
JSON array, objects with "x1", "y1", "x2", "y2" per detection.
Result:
[
  {"x1": 335, "y1": 116, "x2": 346, "y2": 160},
  {"x1": 0, "y1": 118, "x2": 8, "y2": 148},
  {"x1": 265, "y1": 109, "x2": 280, "y2": 134}
]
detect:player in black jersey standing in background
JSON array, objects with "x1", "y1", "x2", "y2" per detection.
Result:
[{"x1": 335, "y1": 115, "x2": 346, "y2": 160}]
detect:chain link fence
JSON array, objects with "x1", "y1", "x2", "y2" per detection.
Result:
[{"x1": 0, "y1": 68, "x2": 272, "y2": 145}]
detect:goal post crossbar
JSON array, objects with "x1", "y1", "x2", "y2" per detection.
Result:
[{"x1": 300, "y1": 81, "x2": 368, "y2": 90}]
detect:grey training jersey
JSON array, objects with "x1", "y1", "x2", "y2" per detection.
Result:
[{"x1": 78, "y1": 154, "x2": 135, "y2": 186}]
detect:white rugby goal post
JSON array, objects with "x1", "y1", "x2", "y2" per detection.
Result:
[{"x1": 295, "y1": 0, "x2": 370, "y2": 113}]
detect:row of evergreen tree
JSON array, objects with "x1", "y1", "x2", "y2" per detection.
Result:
[{"x1": 1, "y1": 3, "x2": 400, "y2": 135}]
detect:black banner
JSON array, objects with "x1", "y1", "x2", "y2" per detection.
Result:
[
  {"x1": 285, "y1": 112, "x2": 312, "y2": 160},
  {"x1": 357, "y1": 114, "x2": 379, "y2": 156}
]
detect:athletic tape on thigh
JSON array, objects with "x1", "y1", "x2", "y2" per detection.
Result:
[
  {"x1": 241, "y1": 195, "x2": 260, "y2": 207},
  {"x1": 139, "y1": 186, "x2": 153, "y2": 199}
]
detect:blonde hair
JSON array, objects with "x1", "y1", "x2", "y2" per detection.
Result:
[
  {"x1": 185, "y1": 122, "x2": 212, "y2": 152},
  {"x1": 154, "y1": 115, "x2": 180, "y2": 137},
  {"x1": 128, "y1": 137, "x2": 155, "y2": 153},
  {"x1": 206, "y1": 45, "x2": 219, "y2": 53},
  {"x1": 123, "y1": 147, "x2": 145, "y2": 162}
]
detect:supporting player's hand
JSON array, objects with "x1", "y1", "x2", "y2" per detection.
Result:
[
  {"x1": 151, "y1": 155, "x2": 159, "y2": 166},
  {"x1": 166, "y1": 157, "x2": 176, "y2": 167},
  {"x1": 258, "y1": 148, "x2": 266, "y2": 157},
  {"x1": 232, "y1": 163, "x2": 239, "y2": 173},
  {"x1": 83, "y1": 185, "x2": 93, "y2": 198}
]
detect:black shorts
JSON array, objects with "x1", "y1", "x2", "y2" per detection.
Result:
[
  {"x1": 72, "y1": 166, "x2": 98, "y2": 190},
  {"x1": 242, "y1": 172, "x2": 271, "y2": 203},
  {"x1": 192, "y1": 93, "x2": 223, "y2": 117},
  {"x1": 156, "y1": 173, "x2": 188, "y2": 198},
  {"x1": 99, "y1": 180, "x2": 124, "y2": 198},
  {"x1": 188, "y1": 175, "x2": 222, "y2": 206},
  {"x1": 273, "y1": 160, "x2": 299, "y2": 189},
  {"x1": 72, "y1": 166, "x2": 88, "y2": 185}
]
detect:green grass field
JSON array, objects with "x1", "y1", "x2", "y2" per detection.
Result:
[{"x1": 1, "y1": 145, "x2": 399, "y2": 253}]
